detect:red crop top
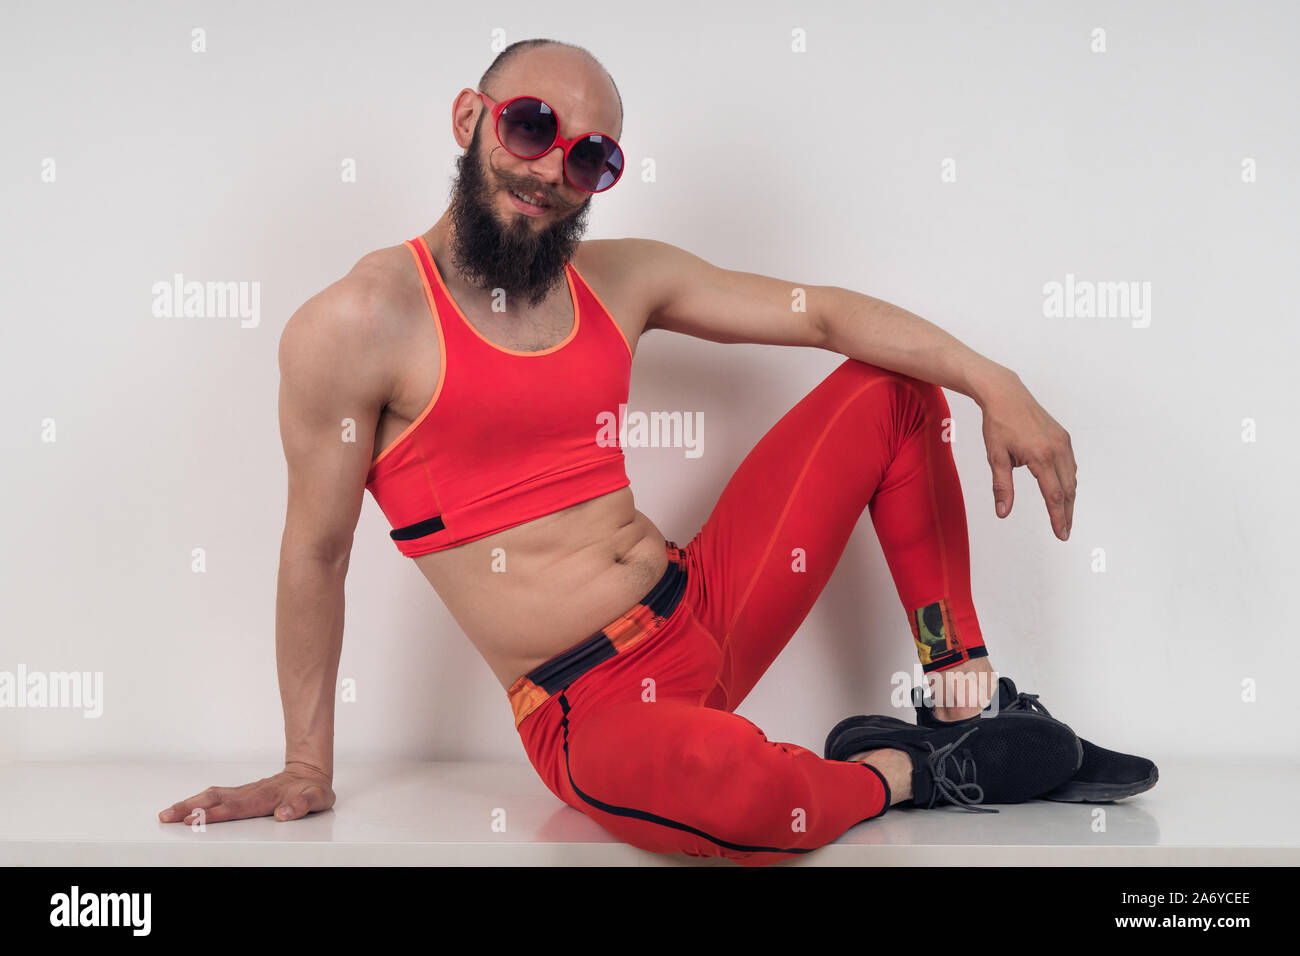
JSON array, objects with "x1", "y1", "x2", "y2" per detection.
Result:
[{"x1": 364, "y1": 236, "x2": 634, "y2": 556}]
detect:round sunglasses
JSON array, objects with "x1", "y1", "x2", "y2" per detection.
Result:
[{"x1": 476, "y1": 90, "x2": 624, "y2": 194}]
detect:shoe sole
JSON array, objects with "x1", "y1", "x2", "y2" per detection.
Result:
[
  {"x1": 1040, "y1": 765, "x2": 1159, "y2": 803},
  {"x1": 825, "y1": 712, "x2": 1083, "y2": 805}
]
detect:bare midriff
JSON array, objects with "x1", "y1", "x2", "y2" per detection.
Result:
[{"x1": 409, "y1": 486, "x2": 669, "y2": 690}]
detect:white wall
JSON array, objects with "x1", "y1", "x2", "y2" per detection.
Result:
[{"x1": 2, "y1": 0, "x2": 1297, "y2": 768}]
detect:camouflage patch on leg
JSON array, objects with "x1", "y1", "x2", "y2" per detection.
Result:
[{"x1": 910, "y1": 598, "x2": 963, "y2": 668}]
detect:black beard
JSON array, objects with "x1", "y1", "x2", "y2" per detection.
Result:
[{"x1": 446, "y1": 117, "x2": 592, "y2": 308}]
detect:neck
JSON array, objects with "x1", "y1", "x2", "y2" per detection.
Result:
[
  {"x1": 420, "y1": 214, "x2": 480, "y2": 301},
  {"x1": 420, "y1": 216, "x2": 452, "y2": 272}
]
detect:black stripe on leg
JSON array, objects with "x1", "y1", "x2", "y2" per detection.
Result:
[{"x1": 557, "y1": 692, "x2": 816, "y2": 857}]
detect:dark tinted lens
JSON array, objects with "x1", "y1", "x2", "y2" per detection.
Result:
[
  {"x1": 567, "y1": 134, "x2": 624, "y2": 192},
  {"x1": 497, "y1": 98, "x2": 557, "y2": 157}
]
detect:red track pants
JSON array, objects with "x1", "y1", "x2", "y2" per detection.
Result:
[{"x1": 511, "y1": 358, "x2": 989, "y2": 865}]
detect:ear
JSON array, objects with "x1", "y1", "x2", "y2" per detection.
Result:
[{"x1": 452, "y1": 88, "x2": 483, "y2": 150}]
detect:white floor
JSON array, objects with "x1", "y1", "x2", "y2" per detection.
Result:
[{"x1": 1, "y1": 759, "x2": 1295, "y2": 866}]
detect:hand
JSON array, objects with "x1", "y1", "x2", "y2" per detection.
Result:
[
  {"x1": 158, "y1": 762, "x2": 336, "y2": 825},
  {"x1": 979, "y1": 373, "x2": 1077, "y2": 540}
]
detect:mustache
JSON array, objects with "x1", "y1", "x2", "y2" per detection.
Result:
[{"x1": 488, "y1": 150, "x2": 573, "y2": 209}]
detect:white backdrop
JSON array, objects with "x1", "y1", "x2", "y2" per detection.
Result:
[{"x1": 2, "y1": 0, "x2": 1297, "y2": 769}]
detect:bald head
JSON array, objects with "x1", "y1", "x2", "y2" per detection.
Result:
[{"x1": 477, "y1": 39, "x2": 622, "y2": 140}]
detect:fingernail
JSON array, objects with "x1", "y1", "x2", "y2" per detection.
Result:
[
  {"x1": 276, "y1": 806, "x2": 291, "y2": 820},
  {"x1": 996, "y1": 501, "x2": 1006, "y2": 516},
  {"x1": 159, "y1": 810, "x2": 172, "y2": 821}
]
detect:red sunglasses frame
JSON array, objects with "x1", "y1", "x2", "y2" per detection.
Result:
[{"x1": 475, "y1": 90, "x2": 624, "y2": 193}]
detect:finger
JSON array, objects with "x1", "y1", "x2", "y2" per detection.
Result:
[
  {"x1": 989, "y1": 449, "x2": 1014, "y2": 518},
  {"x1": 1057, "y1": 436, "x2": 1078, "y2": 536},
  {"x1": 159, "y1": 786, "x2": 227, "y2": 823},
  {"x1": 1029, "y1": 453, "x2": 1068, "y2": 540}
]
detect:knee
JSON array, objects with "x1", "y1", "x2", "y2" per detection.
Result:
[
  {"x1": 832, "y1": 356, "x2": 892, "y2": 384},
  {"x1": 833, "y1": 357, "x2": 937, "y2": 395},
  {"x1": 828, "y1": 358, "x2": 951, "y2": 428}
]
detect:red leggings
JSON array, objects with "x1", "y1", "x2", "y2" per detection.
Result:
[{"x1": 511, "y1": 358, "x2": 988, "y2": 865}]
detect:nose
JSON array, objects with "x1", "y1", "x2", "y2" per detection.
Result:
[{"x1": 520, "y1": 144, "x2": 567, "y2": 188}]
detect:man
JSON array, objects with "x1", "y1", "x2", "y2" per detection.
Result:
[{"x1": 159, "y1": 39, "x2": 1155, "y2": 865}]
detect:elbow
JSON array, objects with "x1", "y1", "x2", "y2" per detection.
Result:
[
  {"x1": 280, "y1": 529, "x2": 355, "y2": 569},
  {"x1": 813, "y1": 286, "x2": 843, "y2": 352}
]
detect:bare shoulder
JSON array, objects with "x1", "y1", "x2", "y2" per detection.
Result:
[
  {"x1": 572, "y1": 236, "x2": 685, "y2": 286},
  {"x1": 279, "y1": 242, "x2": 423, "y2": 402},
  {"x1": 570, "y1": 237, "x2": 687, "y2": 343},
  {"x1": 288, "y1": 243, "x2": 420, "y2": 339}
]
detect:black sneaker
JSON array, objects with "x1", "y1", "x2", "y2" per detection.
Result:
[
  {"x1": 823, "y1": 712, "x2": 1083, "y2": 813},
  {"x1": 912, "y1": 676, "x2": 1159, "y2": 803}
]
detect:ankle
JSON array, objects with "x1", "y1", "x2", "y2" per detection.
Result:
[
  {"x1": 848, "y1": 748, "x2": 913, "y2": 804},
  {"x1": 925, "y1": 660, "x2": 998, "y2": 720},
  {"x1": 932, "y1": 703, "x2": 984, "y2": 722}
]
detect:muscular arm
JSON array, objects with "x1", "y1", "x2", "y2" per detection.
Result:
[
  {"x1": 159, "y1": 269, "x2": 395, "y2": 825},
  {"x1": 631, "y1": 237, "x2": 1005, "y2": 394},
  {"x1": 275, "y1": 280, "x2": 392, "y2": 776},
  {"x1": 629, "y1": 236, "x2": 1077, "y2": 540}
]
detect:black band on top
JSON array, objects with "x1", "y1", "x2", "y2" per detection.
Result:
[{"x1": 390, "y1": 514, "x2": 446, "y2": 541}]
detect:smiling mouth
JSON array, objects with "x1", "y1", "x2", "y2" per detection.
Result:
[{"x1": 507, "y1": 188, "x2": 550, "y2": 209}]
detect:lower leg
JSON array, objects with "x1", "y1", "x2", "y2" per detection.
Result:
[{"x1": 865, "y1": 369, "x2": 992, "y2": 686}]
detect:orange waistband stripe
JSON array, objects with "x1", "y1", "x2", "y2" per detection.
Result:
[{"x1": 507, "y1": 540, "x2": 689, "y2": 728}]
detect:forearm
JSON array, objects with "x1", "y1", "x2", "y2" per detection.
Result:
[
  {"x1": 274, "y1": 548, "x2": 348, "y2": 777},
  {"x1": 819, "y1": 286, "x2": 1016, "y2": 407}
]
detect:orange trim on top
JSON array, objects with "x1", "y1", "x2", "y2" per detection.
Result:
[
  {"x1": 568, "y1": 261, "x2": 633, "y2": 361},
  {"x1": 366, "y1": 240, "x2": 448, "y2": 480},
  {"x1": 416, "y1": 235, "x2": 580, "y2": 357}
]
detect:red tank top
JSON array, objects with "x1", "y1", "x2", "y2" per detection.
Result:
[{"x1": 365, "y1": 236, "x2": 634, "y2": 556}]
